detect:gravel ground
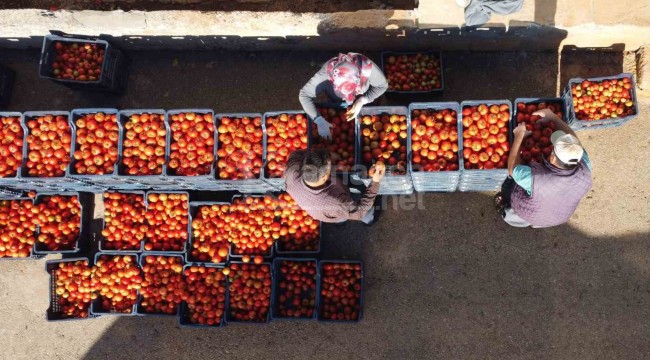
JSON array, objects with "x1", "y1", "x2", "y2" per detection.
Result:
[{"x1": 0, "y1": 49, "x2": 648, "y2": 360}]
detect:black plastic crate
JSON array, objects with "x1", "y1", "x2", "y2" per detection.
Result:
[
  {"x1": 317, "y1": 260, "x2": 364, "y2": 322},
  {"x1": 226, "y1": 261, "x2": 273, "y2": 324},
  {"x1": 0, "y1": 64, "x2": 15, "y2": 108},
  {"x1": 90, "y1": 252, "x2": 141, "y2": 316},
  {"x1": 39, "y1": 34, "x2": 128, "y2": 93},
  {"x1": 381, "y1": 51, "x2": 444, "y2": 94},
  {"x1": 271, "y1": 258, "x2": 318, "y2": 320},
  {"x1": 33, "y1": 191, "x2": 91, "y2": 255},
  {"x1": 179, "y1": 263, "x2": 228, "y2": 328},
  {"x1": 136, "y1": 253, "x2": 185, "y2": 316},
  {"x1": 46, "y1": 257, "x2": 98, "y2": 321},
  {"x1": 0, "y1": 197, "x2": 44, "y2": 260}
]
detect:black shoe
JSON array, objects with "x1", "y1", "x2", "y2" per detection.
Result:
[
  {"x1": 364, "y1": 196, "x2": 384, "y2": 226},
  {"x1": 494, "y1": 192, "x2": 505, "y2": 217}
]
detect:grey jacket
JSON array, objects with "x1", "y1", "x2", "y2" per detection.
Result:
[{"x1": 298, "y1": 61, "x2": 388, "y2": 120}]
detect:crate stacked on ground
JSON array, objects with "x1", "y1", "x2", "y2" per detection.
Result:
[
  {"x1": 164, "y1": 109, "x2": 219, "y2": 190},
  {"x1": 186, "y1": 201, "x2": 232, "y2": 264},
  {"x1": 271, "y1": 258, "x2": 318, "y2": 320},
  {"x1": 228, "y1": 194, "x2": 280, "y2": 260},
  {"x1": 66, "y1": 108, "x2": 122, "y2": 192},
  {"x1": 33, "y1": 192, "x2": 88, "y2": 255},
  {"x1": 18, "y1": 111, "x2": 80, "y2": 191},
  {"x1": 381, "y1": 51, "x2": 444, "y2": 93},
  {"x1": 100, "y1": 191, "x2": 147, "y2": 252},
  {"x1": 408, "y1": 102, "x2": 461, "y2": 192},
  {"x1": 458, "y1": 100, "x2": 513, "y2": 192},
  {"x1": 137, "y1": 253, "x2": 186, "y2": 316},
  {"x1": 0, "y1": 197, "x2": 42, "y2": 259},
  {"x1": 226, "y1": 261, "x2": 273, "y2": 323},
  {"x1": 310, "y1": 103, "x2": 358, "y2": 176},
  {"x1": 46, "y1": 257, "x2": 97, "y2": 321},
  {"x1": 213, "y1": 113, "x2": 274, "y2": 193},
  {"x1": 39, "y1": 34, "x2": 128, "y2": 93},
  {"x1": 143, "y1": 191, "x2": 189, "y2": 253},
  {"x1": 0, "y1": 64, "x2": 15, "y2": 107},
  {"x1": 356, "y1": 106, "x2": 413, "y2": 195},
  {"x1": 0, "y1": 112, "x2": 27, "y2": 189},
  {"x1": 262, "y1": 111, "x2": 309, "y2": 191},
  {"x1": 117, "y1": 109, "x2": 177, "y2": 189},
  {"x1": 563, "y1": 73, "x2": 638, "y2": 131},
  {"x1": 512, "y1": 98, "x2": 568, "y2": 165},
  {"x1": 90, "y1": 252, "x2": 142, "y2": 316},
  {"x1": 274, "y1": 193, "x2": 321, "y2": 255},
  {"x1": 179, "y1": 263, "x2": 228, "y2": 327},
  {"x1": 317, "y1": 260, "x2": 363, "y2": 322}
]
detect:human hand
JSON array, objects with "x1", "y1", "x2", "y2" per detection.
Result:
[
  {"x1": 313, "y1": 116, "x2": 333, "y2": 140},
  {"x1": 346, "y1": 99, "x2": 364, "y2": 122},
  {"x1": 513, "y1": 123, "x2": 531, "y2": 139},
  {"x1": 370, "y1": 162, "x2": 386, "y2": 183}
]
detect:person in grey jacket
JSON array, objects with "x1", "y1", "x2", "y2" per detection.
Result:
[{"x1": 299, "y1": 52, "x2": 388, "y2": 139}]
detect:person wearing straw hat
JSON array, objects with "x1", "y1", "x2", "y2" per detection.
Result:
[
  {"x1": 496, "y1": 109, "x2": 593, "y2": 228},
  {"x1": 299, "y1": 52, "x2": 388, "y2": 140}
]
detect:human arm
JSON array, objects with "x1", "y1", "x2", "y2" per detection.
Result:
[
  {"x1": 508, "y1": 123, "x2": 531, "y2": 176},
  {"x1": 533, "y1": 109, "x2": 578, "y2": 138},
  {"x1": 335, "y1": 162, "x2": 385, "y2": 221},
  {"x1": 299, "y1": 64, "x2": 330, "y2": 120}
]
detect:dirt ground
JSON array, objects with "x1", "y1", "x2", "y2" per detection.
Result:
[{"x1": 0, "y1": 48, "x2": 648, "y2": 359}]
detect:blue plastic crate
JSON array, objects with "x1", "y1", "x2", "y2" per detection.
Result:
[
  {"x1": 90, "y1": 252, "x2": 141, "y2": 316},
  {"x1": 408, "y1": 102, "x2": 461, "y2": 192},
  {"x1": 143, "y1": 190, "x2": 189, "y2": 254},
  {"x1": 186, "y1": 201, "x2": 230, "y2": 264},
  {"x1": 45, "y1": 257, "x2": 98, "y2": 321},
  {"x1": 98, "y1": 191, "x2": 146, "y2": 252},
  {"x1": 0, "y1": 197, "x2": 44, "y2": 260},
  {"x1": 355, "y1": 106, "x2": 413, "y2": 195},
  {"x1": 228, "y1": 194, "x2": 274, "y2": 259},
  {"x1": 563, "y1": 73, "x2": 639, "y2": 131},
  {"x1": 136, "y1": 252, "x2": 185, "y2": 316},
  {"x1": 262, "y1": 110, "x2": 310, "y2": 192},
  {"x1": 0, "y1": 187, "x2": 23, "y2": 199},
  {"x1": 225, "y1": 261, "x2": 273, "y2": 324},
  {"x1": 39, "y1": 34, "x2": 128, "y2": 93},
  {"x1": 179, "y1": 262, "x2": 228, "y2": 328},
  {"x1": 457, "y1": 100, "x2": 512, "y2": 192},
  {"x1": 271, "y1": 257, "x2": 319, "y2": 321},
  {"x1": 33, "y1": 191, "x2": 90, "y2": 255},
  {"x1": 117, "y1": 109, "x2": 175, "y2": 186},
  {"x1": 19, "y1": 111, "x2": 77, "y2": 187},
  {"x1": 380, "y1": 51, "x2": 444, "y2": 94},
  {"x1": 274, "y1": 221, "x2": 322, "y2": 255},
  {"x1": 0, "y1": 112, "x2": 26, "y2": 187},
  {"x1": 317, "y1": 260, "x2": 364, "y2": 322},
  {"x1": 67, "y1": 108, "x2": 121, "y2": 186}
]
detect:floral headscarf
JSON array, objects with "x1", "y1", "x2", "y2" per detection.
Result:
[{"x1": 326, "y1": 53, "x2": 373, "y2": 103}]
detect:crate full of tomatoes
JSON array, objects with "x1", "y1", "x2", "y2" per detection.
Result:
[
  {"x1": 458, "y1": 100, "x2": 512, "y2": 192},
  {"x1": 271, "y1": 258, "x2": 318, "y2": 320},
  {"x1": 408, "y1": 102, "x2": 461, "y2": 192},
  {"x1": 317, "y1": 260, "x2": 363, "y2": 322},
  {"x1": 513, "y1": 98, "x2": 567, "y2": 165},
  {"x1": 0, "y1": 112, "x2": 26, "y2": 186},
  {"x1": 46, "y1": 258, "x2": 97, "y2": 321},
  {"x1": 381, "y1": 51, "x2": 443, "y2": 93},
  {"x1": 262, "y1": 111, "x2": 309, "y2": 191},
  {"x1": 310, "y1": 104, "x2": 357, "y2": 174},
  {"x1": 38, "y1": 34, "x2": 128, "y2": 93}
]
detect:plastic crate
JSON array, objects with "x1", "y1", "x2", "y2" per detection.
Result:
[
  {"x1": 33, "y1": 192, "x2": 90, "y2": 255},
  {"x1": 228, "y1": 194, "x2": 274, "y2": 259},
  {"x1": 39, "y1": 34, "x2": 128, "y2": 93},
  {"x1": 98, "y1": 191, "x2": 146, "y2": 252},
  {"x1": 19, "y1": 111, "x2": 77, "y2": 188},
  {"x1": 355, "y1": 106, "x2": 413, "y2": 195},
  {"x1": 310, "y1": 102, "x2": 360, "y2": 178},
  {"x1": 165, "y1": 109, "x2": 218, "y2": 186},
  {"x1": 380, "y1": 51, "x2": 444, "y2": 94},
  {"x1": 0, "y1": 187, "x2": 23, "y2": 199},
  {"x1": 0, "y1": 197, "x2": 44, "y2": 260},
  {"x1": 67, "y1": 108, "x2": 122, "y2": 187},
  {"x1": 0, "y1": 112, "x2": 26, "y2": 187},
  {"x1": 186, "y1": 201, "x2": 230, "y2": 264},
  {"x1": 271, "y1": 257, "x2": 319, "y2": 320},
  {"x1": 563, "y1": 73, "x2": 639, "y2": 131},
  {"x1": 0, "y1": 64, "x2": 16, "y2": 107},
  {"x1": 136, "y1": 252, "x2": 185, "y2": 316},
  {"x1": 408, "y1": 102, "x2": 461, "y2": 192},
  {"x1": 143, "y1": 190, "x2": 189, "y2": 254},
  {"x1": 90, "y1": 252, "x2": 141, "y2": 316},
  {"x1": 178, "y1": 262, "x2": 228, "y2": 328},
  {"x1": 225, "y1": 261, "x2": 272, "y2": 324},
  {"x1": 212, "y1": 112, "x2": 273, "y2": 192},
  {"x1": 262, "y1": 110, "x2": 310, "y2": 191},
  {"x1": 274, "y1": 221, "x2": 322, "y2": 255},
  {"x1": 45, "y1": 257, "x2": 98, "y2": 321},
  {"x1": 117, "y1": 109, "x2": 177, "y2": 187},
  {"x1": 457, "y1": 100, "x2": 513, "y2": 192},
  {"x1": 317, "y1": 260, "x2": 363, "y2": 322}
]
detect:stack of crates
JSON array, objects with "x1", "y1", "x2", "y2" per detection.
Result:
[
  {"x1": 408, "y1": 102, "x2": 461, "y2": 192},
  {"x1": 563, "y1": 73, "x2": 639, "y2": 131},
  {"x1": 457, "y1": 100, "x2": 512, "y2": 192},
  {"x1": 356, "y1": 106, "x2": 413, "y2": 195}
]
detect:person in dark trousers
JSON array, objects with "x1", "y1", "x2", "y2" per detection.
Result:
[
  {"x1": 284, "y1": 148, "x2": 385, "y2": 224},
  {"x1": 458, "y1": 0, "x2": 525, "y2": 27},
  {"x1": 496, "y1": 109, "x2": 593, "y2": 228},
  {"x1": 299, "y1": 52, "x2": 388, "y2": 140}
]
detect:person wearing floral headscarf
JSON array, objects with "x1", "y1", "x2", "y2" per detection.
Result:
[{"x1": 299, "y1": 53, "x2": 388, "y2": 139}]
